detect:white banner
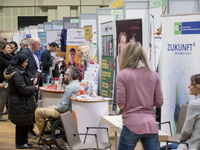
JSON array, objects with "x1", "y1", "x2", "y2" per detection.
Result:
[{"x1": 159, "y1": 14, "x2": 200, "y2": 134}]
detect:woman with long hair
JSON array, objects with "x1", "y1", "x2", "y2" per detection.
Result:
[
  {"x1": 116, "y1": 41, "x2": 163, "y2": 150},
  {"x1": 77, "y1": 44, "x2": 94, "y2": 81},
  {"x1": 0, "y1": 42, "x2": 12, "y2": 121}
]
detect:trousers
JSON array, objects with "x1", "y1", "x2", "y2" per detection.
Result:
[
  {"x1": 0, "y1": 87, "x2": 9, "y2": 116},
  {"x1": 35, "y1": 106, "x2": 60, "y2": 134},
  {"x1": 118, "y1": 126, "x2": 159, "y2": 150}
]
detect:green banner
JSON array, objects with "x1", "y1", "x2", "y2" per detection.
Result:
[
  {"x1": 101, "y1": 56, "x2": 114, "y2": 98},
  {"x1": 70, "y1": 19, "x2": 79, "y2": 23},
  {"x1": 111, "y1": 9, "x2": 123, "y2": 15}
]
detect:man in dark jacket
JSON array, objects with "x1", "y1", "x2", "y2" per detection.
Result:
[
  {"x1": 41, "y1": 42, "x2": 62, "y2": 83},
  {"x1": 22, "y1": 37, "x2": 41, "y2": 138}
]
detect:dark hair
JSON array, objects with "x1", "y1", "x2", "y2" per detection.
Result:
[
  {"x1": 10, "y1": 41, "x2": 18, "y2": 49},
  {"x1": 67, "y1": 66, "x2": 80, "y2": 80},
  {"x1": 191, "y1": 74, "x2": 200, "y2": 88},
  {"x1": 49, "y1": 42, "x2": 59, "y2": 48},
  {"x1": 0, "y1": 42, "x2": 11, "y2": 52}
]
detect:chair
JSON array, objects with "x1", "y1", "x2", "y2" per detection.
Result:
[
  {"x1": 60, "y1": 111, "x2": 112, "y2": 150},
  {"x1": 159, "y1": 104, "x2": 189, "y2": 150},
  {"x1": 38, "y1": 117, "x2": 68, "y2": 150}
]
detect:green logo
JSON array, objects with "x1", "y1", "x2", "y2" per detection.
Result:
[{"x1": 174, "y1": 22, "x2": 182, "y2": 35}]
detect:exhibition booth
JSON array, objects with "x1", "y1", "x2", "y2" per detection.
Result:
[{"x1": 3, "y1": 0, "x2": 200, "y2": 149}]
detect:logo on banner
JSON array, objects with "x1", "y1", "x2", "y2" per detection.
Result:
[
  {"x1": 167, "y1": 42, "x2": 195, "y2": 55},
  {"x1": 174, "y1": 21, "x2": 200, "y2": 35}
]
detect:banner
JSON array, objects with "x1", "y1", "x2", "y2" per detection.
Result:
[
  {"x1": 38, "y1": 32, "x2": 47, "y2": 47},
  {"x1": 159, "y1": 14, "x2": 200, "y2": 134},
  {"x1": 66, "y1": 29, "x2": 96, "y2": 66},
  {"x1": 66, "y1": 29, "x2": 85, "y2": 65},
  {"x1": 84, "y1": 25, "x2": 93, "y2": 41},
  {"x1": 116, "y1": 19, "x2": 142, "y2": 71},
  {"x1": 101, "y1": 21, "x2": 114, "y2": 98}
]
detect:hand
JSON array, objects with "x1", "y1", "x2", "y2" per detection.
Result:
[
  {"x1": 55, "y1": 60, "x2": 61, "y2": 64},
  {"x1": 35, "y1": 85, "x2": 39, "y2": 89},
  {"x1": 0, "y1": 83, "x2": 5, "y2": 88},
  {"x1": 33, "y1": 78, "x2": 38, "y2": 85},
  {"x1": 52, "y1": 105, "x2": 57, "y2": 109}
]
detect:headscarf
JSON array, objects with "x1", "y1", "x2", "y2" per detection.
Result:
[{"x1": 10, "y1": 52, "x2": 28, "y2": 69}]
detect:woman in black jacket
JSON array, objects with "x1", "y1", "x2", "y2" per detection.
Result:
[
  {"x1": 0, "y1": 42, "x2": 12, "y2": 121},
  {"x1": 4, "y1": 53, "x2": 38, "y2": 149}
]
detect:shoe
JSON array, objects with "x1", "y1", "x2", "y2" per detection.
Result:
[
  {"x1": 3, "y1": 109, "x2": 8, "y2": 115},
  {"x1": 16, "y1": 143, "x2": 32, "y2": 149},
  {"x1": 27, "y1": 143, "x2": 33, "y2": 147},
  {"x1": 28, "y1": 131, "x2": 40, "y2": 139},
  {"x1": 0, "y1": 116, "x2": 7, "y2": 121}
]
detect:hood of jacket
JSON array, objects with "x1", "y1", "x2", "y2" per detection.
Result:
[{"x1": 4, "y1": 65, "x2": 26, "y2": 80}]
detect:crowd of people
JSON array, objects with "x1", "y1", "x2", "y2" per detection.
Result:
[
  {"x1": 0, "y1": 36, "x2": 200, "y2": 150},
  {"x1": 0, "y1": 37, "x2": 95, "y2": 149}
]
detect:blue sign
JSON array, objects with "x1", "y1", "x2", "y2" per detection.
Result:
[{"x1": 174, "y1": 21, "x2": 200, "y2": 35}]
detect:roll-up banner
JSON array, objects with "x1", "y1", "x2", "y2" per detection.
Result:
[{"x1": 159, "y1": 13, "x2": 200, "y2": 134}]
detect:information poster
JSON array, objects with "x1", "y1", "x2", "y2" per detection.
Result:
[
  {"x1": 159, "y1": 14, "x2": 200, "y2": 134},
  {"x1": 101, "y1": 21, "x2": 114, "y2": 98},
  {"x1": 66, "y1": 29, "x2": 85, "y2": 65},
  {"x1": 38, "y1": 32, "x2": 47, "y2": 47},
  {"x1": 116, "y1": 19, "x2": 142, "y2": 71}
]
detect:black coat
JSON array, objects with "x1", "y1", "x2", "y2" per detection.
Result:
[
  {"x1": 22, "y1": 47, "x2": 39, "y2": 78},
  {"x1": 0, "y1": 52, "x2": 12, "y2": 83},
  {"x1": 4, "y1": 65, "x2": 37, "y2": 126}
]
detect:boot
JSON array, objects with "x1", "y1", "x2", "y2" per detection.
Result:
[{"x1": 3, "y1": 109, "x2": 8, "y2": 115}]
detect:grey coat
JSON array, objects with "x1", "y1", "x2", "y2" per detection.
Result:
[{"x1": 178, "y1": 95, "x2": 200, "y2": 150}]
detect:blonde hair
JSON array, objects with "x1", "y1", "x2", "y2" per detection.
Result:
[
  {"x1": 78, "y1": 44, "x2": 94, "y2": 66},
  {"x1": 119, "y1": 41, "x2": 149, "y2": 71}
]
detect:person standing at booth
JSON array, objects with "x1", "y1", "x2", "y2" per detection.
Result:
[
  {"x1": 4, "y1": 53, "x2": 38, "y2": 149},
  {"x1": 116, "y1": 41, "x2": 163, "y2": 150},
  {"x1": 77, "y1": 44, "x2": 94, "y2": 81},
  {"x1": 0, "y1": 42, "x2": 12, "y2": 121},
  {"x1": 22, "y1": 36, "x2": 42, "y2": 138},
  {"x1": 41, "y1": 42, "x2": 61, "y2": 83}
]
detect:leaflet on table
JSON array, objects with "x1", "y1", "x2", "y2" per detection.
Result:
[{"x1": 74, "y1": 95, "x2": 105, "y2": 101}]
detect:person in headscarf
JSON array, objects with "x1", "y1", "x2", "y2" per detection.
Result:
[{"x1": 4, "y1": 53, "x2": 38, "y2": 149}]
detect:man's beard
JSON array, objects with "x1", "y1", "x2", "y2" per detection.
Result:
[{"x1": 63, "y1": 78, "x2": 69, "y2": 85}]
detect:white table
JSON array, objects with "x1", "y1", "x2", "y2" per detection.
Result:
[
  {"x1": 102, "y1": 115, "x2": 169, "y2": 149},
  {"x1": 40, "y1": 86, "x2": 64, "y2": 107},
  {"x1": 71, "y1": 97, "x2": 110, "y2": 143}
]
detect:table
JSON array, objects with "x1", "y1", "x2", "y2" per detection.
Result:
[
  {"x1": 39, "y1": 86, "x2": 64, "y2": 107},
  {"x1": 71, "y1": 96, "x2": 110, "y2": 143},
  {"x1": 102, "y1": 115, "x2": 169, "y2": 149}
]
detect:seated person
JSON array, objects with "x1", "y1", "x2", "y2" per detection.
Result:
[
  {"x1": 160, "y1": 74, "x2": 200, "y2": 150},
  {"x1": 35, "y1": 66, "x2": 80, "y2": 134}
]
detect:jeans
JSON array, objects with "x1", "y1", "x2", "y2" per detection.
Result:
[
  {"x1": 118, "y1": 126, "x2": 159, "y2": 150},
  {"x1": 160, "y1": 143, "x2": 179, "y2": 150}
]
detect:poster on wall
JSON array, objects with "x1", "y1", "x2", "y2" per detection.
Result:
[
  {"x1": 66, "y1": 29, "x2": 96, "y2": 68},
  {"x1": 101, "y1": 21, "x2": 114, "y2": 98},
  {"x1": 159, "y1": 14, "x2": 200, "y2": 134},
  {"x1": 116, "y1": 19, "x2": 142, "y2": 72},
  {"x1": 46, "y1": 30, "x2": 61, "y2": 47},
  {"x1": 38, "y1": 32, "x2": 47, "y2": 47},
  {"x1": 66, "y1": 29, "x2": 85, "y2": 67}
]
